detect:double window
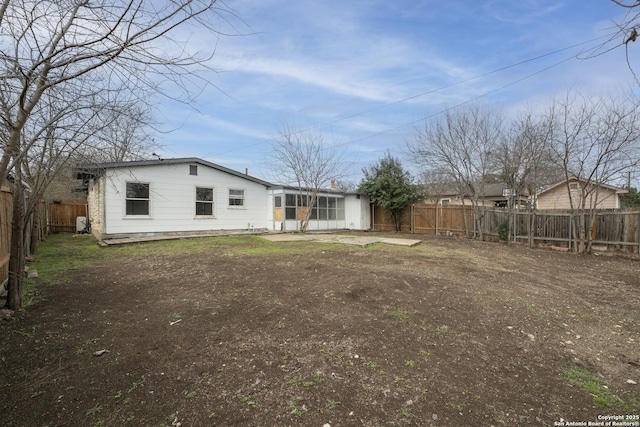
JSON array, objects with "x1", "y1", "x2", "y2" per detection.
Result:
[
  {"x1": 229, "y1": 189, "x2": 244, "y2": 207},
  {"x1": 125, "y1": 182, "x2": 150, "y2": 216},
  {"x1": 196, "y1": 187, "x2": 214, "y2": 216}
]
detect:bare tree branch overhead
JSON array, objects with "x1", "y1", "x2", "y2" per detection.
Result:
[
  {"x1": 0, "y1": 0, "x2": 236, "y2": 183},
  {"x1": 268, "y1": 122, "x2": 349, "y2": 232},
  {"x1": 0, "y1": 0, "x2": 238, "y2": 309}
]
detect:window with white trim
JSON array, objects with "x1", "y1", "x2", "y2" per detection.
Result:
[
  {"x1": 125, "y1": 182, "x2": 150, "y2": 215},
  {"x1": 229, "y1": 189, "x2": 244, "y2": 207},
  {"x1": 196, "y1": 187, "x2": 214, "y2": 216}
]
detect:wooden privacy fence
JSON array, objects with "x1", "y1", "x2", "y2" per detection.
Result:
[
  {"x1": 371, "y1": 204, "x2": 474, "y2": 235},
  {"x1": 0, "y1": 195, "x2": 88, "y2": 286},
  {"x1": 372, "y1": 204, "x2": 640, "y2": 254},
  {"x1": 47, "y1": 200, "x2": 88, "y2": 233}
]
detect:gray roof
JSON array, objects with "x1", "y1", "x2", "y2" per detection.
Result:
[
  {"x1": 269, "y1": 184, "x2": 365, "y2": 197},
  {"x1": 76, "y1": 157, "x2": 274, "y2": 187}
]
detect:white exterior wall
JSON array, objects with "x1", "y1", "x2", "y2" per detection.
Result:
[
  {"x1": 266, "y1": 189, "x2": 370, "y2": 231},
  {"x1": 101, "y1": 163, "x2": 269, "y2": 236},
  {"x1": 345, "y1": 194, "x2": 371, "y2": 230}
]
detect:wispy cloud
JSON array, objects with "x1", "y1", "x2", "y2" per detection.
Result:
[{"x1": 153, "y1": 0, "x2": 639, "y2": 182}]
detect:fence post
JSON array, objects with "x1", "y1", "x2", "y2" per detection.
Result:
[
  {"x1": 473, "y1": 211, "x2": 477, "y2": 239},
  {"x1": 568, "y1": 213, "x2": 572, "y2": 251},
  {"x1": 371, "y1": 204, "x2": 375, "y2": 232},
  {"x1": 637, "y1": 213, "x2": 640, "y2": 256},
  {"x1": 435, "y1": 205, "x2": 439, "y2": 235},
  {"x1": 410, "y1": 204, "x2": 414, "y2": 234}
]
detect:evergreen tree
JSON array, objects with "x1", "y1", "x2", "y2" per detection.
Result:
[
  {"x1": 621, "y1": 187, "x2": 640, "y2": 208},
  {"x1": 359, "y1": 152, "x2": 423, "y2": 231}
]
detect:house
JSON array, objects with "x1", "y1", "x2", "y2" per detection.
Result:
[
  {"x1": 76, "y1": 158, "x2": 370, "y2": 241},
  {"x1": 535, "y1": 178, "x2": 628, "y2": 210},
  {"x1": 423, "y1": 182, "x2": 530, "y2": 208}
]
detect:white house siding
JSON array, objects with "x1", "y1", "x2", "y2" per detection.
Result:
[
  {"x1": 267, "y1": 189, "x2": 370, "y2": 231},
  {"x1": 345, "y1": 194, "x2": 371, "y2": 230},
  {"x1": 100, "y1": 163, "x2": 269, "y2": 237}
]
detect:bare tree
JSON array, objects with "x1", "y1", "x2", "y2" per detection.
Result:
[
  {"x1": 408, "y1": 105, "x2": 503, "y2": 239},
  {"x1": 80, "y1": 103, "x2": 159, "y2": 164},
  {"x1": 494, "y1": 114, "x2": 559, "y2": 205},
  {"x1": 5, "y1": 91, "x2": 153, "y2": 309},
  {"x1": 268, "y1": 123, "x2": 348, "y2": 232},
  {"x1": 491, "y1": 112, "x2": 561, "y2": 245},
  {"x1": 549, "y1": 91, "x2": 640, "y2": 252},
  {"x1": 0, "y1": 0, "x2": 234, "y2": 183},
  {"x1": 1, "y1": 0, "x2": 234, "y2": 309},
  {"x1": 581, "y1": 2, "x2": 640, "y2": 85}
]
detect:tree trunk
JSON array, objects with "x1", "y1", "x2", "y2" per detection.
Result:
[
  {"x1": 571, "y1": 212, "x2": 587, "y2": 253},
  {"x1": 461, "y1": 202, "x2": 470, "y2": 238},
  {"x1": 299, "y1": 191, "x2": 318, "y2": 233},
  {"x1": 528, "y1": 209, "x2": 536, "y2": 249},
  {"x1": 393, "y1": 210, "x2": 401, "y2": 232},
  {"x1": 586, "y1": 212, "x2": 597, "y2": 253},
  {"x1": 6, "y1": 175, "x2": 25, "y2": 310},
  {"x1": 30, "y1": 201, "x2": 41, "y2": 255}
]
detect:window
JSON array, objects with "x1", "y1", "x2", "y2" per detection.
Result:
[
  {"x1": 328, "y1": 197, "x2": 337, "y2": 220},
  {"x1": 569, "y1": 182, "x2": 579, "y2": 191},
  {"x1": 337, "y1": 198, "x2": 345, "y2": 220},
  {"x1": 285, "y1": 193, "x2": 297, "y2": 219},
  {"x1": 285, "y1": 207, "x2": 297, "y2": 220},
  {"x1": 189, "y1": 165, "x2": 198, "y2": 175},
  {"x1": 125, "y1": 182, "x2": 150, "y2": 215},
  {"x1": 229, "y1": 189, "x2": 244, "y2": 206},
  {"x1": 440, "y1": 198, "x2": 451, "y2": 206},
  {"x1": 196, "y1": 187, "x2": 213, "y2": 216},
  {"x1": 318, "y1": 196, "x2": 328, "y2": 220}
]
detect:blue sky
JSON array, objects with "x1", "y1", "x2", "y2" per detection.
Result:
[{"x1": 155, "y1": 0, "x2": 638, "y2": 185}]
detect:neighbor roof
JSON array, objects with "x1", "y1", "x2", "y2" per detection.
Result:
[
  {"x1": 424, "y1": 181, "x2": 530, "y2": 198},
  {"x1": 76, "y1": 157, "x2": 274, "y2": 187},
  {"x1": 537, "y1": 177, "x2": 628, "y2": 196}
]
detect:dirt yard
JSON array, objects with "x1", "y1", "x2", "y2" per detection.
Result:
[{"x1": 1, "y1": 233, "x2": 639, "y2": 427}]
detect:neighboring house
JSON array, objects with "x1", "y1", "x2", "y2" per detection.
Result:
[
  {"x1": 76, "y1": 158, "x2": 370, "y2": 241},
  {"x1": 423, "y1": 182, "x2": 530, "y2": 208},
  {"x1": 535, "y1": 178, "x2": 628, "y2": 210}
]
